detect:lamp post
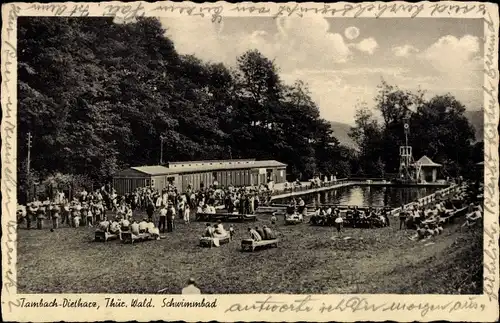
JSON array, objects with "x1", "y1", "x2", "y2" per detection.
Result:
[
  {"x1": 160, "y1": 135, "x2": 165, "y2": 165},
  {"x1": 27, "y1": 132, "x2": 32, "y2": 202}
]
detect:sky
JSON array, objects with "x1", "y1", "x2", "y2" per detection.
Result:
[{"x1": 159, "y1": 17, "x2": 484, "y2": 124}]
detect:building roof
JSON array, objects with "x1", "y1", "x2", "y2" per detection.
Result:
[
  {"x1": 122, "y1": 160, "x2": 287, "y2": 176},
  {"x1": 131, "y1": 165, "x2": 171, "y2": 175},
  {"x1": 168, "y1": 159, "x2": 256, "y2": 165},
  {"x1": 416, "y1": 155, "x2": 442, "y2": 167}
]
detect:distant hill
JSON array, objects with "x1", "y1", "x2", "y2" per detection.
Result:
[
  {"x1": 329, "y1": 121, "x2": 358, "y2": 150},
  {"x1": 329, "y1": 110, "x2": 483, "y2": 149},
  {"x1": 464, "y1": 110, "x2": 483, "y2": 142}
]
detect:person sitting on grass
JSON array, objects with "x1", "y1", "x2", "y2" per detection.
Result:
[
  {"x1": 109, "y1": 219, "x2": 121, "y2": 236},
  {"x1": 138, "y1": 218, "x2": 149, "y2": 234},
  {"x1": 410, "y1": 225, "x2": 427, "y2": 241},
  {"x1": 131, "y1": 219, "x2": 140, "y2": 236},
  {"x1": 147, "y1": 220, "x2": 160, "y2": 240},
  {"x1": 121, "y1": 218, "x2": 131, "y2": 232},
  {"x1": 423, "y1": 224, "x2": 435, "y2": 239},
  {"x1": 270, "y1": 212, "x2": 277, "y2": 224},
  {"x1": 73, "y1": 212, "x2": 81, "y2": 228},
  {"x1": 462, "y1": 206, "x2": 482, "y2": 230},
  {"x1": 97, "y1": 219, "x2": 110, "y2": 232},
  {"x1": 203, "y1": 223, "x2": 214, "y2": 238},
  {"x1": 214, "y1": 220, "x2": 227, "y2": 234},
  {"x1": 248, "y1": 227, "x2": 262, "y2": 241}
]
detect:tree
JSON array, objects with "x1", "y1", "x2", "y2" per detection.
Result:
[
  {"x1": 411, "y1": 94, "x2": 475, "y2": 176},
  {"x1": 349, "y1": 102, "x2": 384, "y2": 176},
  {"x1": 374, "y1": 80, "x2": 425, "y2": 172},
  {"x1": 18, "y1": 17, "x2": 354, "y2": 194}
]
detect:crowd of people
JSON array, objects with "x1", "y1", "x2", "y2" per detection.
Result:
[
  {"x1": 16, "y1": 178, "x2": 484, "y2": 247},
  {"x1": 406, "y1": 182, "x2": 483, "y2": 241},
  {"x1": 282, "y1": 175, "x2": 338, "y2": 192},
  {"x1": 202, "y1": 220, "x2": 232, "y2": 239},
  {"x1": 97, "y1": 217, "x2": 161, "y2": 240},
  {"x1": 16, "y1": 182, "x2": 275, "y2": 232},
  {"x1": 310, "y1": 205, "x2": 391, "y2": 228}
]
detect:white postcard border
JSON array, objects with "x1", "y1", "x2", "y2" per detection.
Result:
[{"x1": 2, "y1": 1, "x2": 499, "y2": 322}]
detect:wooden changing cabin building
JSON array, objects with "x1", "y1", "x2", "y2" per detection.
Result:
[
  {"x1": 112, "y1": 159, "x2": 287, "y2": 195},
  {"x1": 415, "y1": 155, "x2": 442, "y2": 183}
]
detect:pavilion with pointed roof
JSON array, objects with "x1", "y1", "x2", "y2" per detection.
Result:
[{"x1": 415, "y1": 155, "x2": 442, "y2": 183}]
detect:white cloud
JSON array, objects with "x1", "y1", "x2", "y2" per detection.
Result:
[
  {"x1": 157, "y1": 19, "x2": 482, "y2": 123},
  {"x1": 160, "y1": 17, "x2": 358, "y2": 71},
  {"x1": 392, "y1": 44, "x2": 419, "y2": 57},
  {"x1": 420, "y1": 35, "x2": 482, "y2": 76},
  {"x1": 418, "y1": 35, "x2": 482, "y2": 97},
  {"x1": 352, "y1": 37, "x2": 378, "y2": 55}
]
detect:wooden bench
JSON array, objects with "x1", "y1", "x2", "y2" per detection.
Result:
[
  {"x1": 199, "y1": 235, "x2": 231, "y2": 248},
  {"x1": 121, "y1": 231, "x2": 154, "y2": 244},
  {"x1": 196, "y1": 212, "x2": 257, "y2": 222},
  {"x1": 95, "y1": 231, "x2": 120, "y2": 242},
  {"x1": 241, "y1": 238, "x2": 279, "y2": 252},
  {"x1": 285, "y1": 215, "x2": 303, "y2": 225}
]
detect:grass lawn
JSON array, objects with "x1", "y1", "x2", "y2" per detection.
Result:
[{"x1": 17, "y1": 211, "x2": 482, "y2": 294}]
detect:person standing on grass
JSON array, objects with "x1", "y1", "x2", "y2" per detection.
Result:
[
  {"x1": 383, "y1": 208, "x2": 391, "y2": 227},
  {"x1": 158, "y1": 205, "x2": 167, "y2": 233},
  {"x1": 399, "y1": 204, "x2": 407, "y2": 230},
  {"x1": 36, "y1": 205, "x2": 46, "y2": 230},
  {"x1": 51, "y1": 203, "x2": 60, "y2": 230},
  {"x1": 146, "y1": 201, "x2": 155, "y2": 222},
  {"x1": 166, "y1": 203, "x2": 175, "y2": 232},
  {"x1": 183, "y1": 204, "x2": 190, "y2": 224},
  {"x1": 27, "y1": 202, "x2": 36, "y2": 230},
  {"x1": 334, "y1": 213, "x2": 344, "y2": 238},
  {"x1": 178, "y1": 198, "x2": 185, "y2": 221}
]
